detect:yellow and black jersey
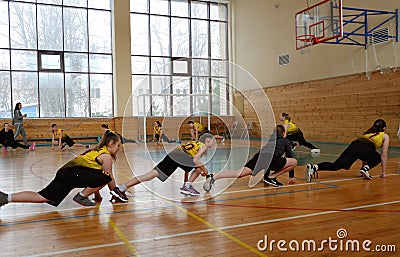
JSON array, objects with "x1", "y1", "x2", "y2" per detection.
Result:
[
  {"x1": 154, "y1": 126, "x2": 161, "y2": 135},
  {"x1": 361, "y1": 132, "x2": 385, "y2": 149},
  {"x1": 284, "y1": 119, "x2": 300, "y2": 134},
  {"x1": 61, "y1": 146, "x2": 110, "y2": 171},
  {"x1": 53, "y1": 128, "x2": 68, "y2": 139},
  {"x1": 194, "y1": 122, "x2": 206, "y2": 133},
  {"x1": 180, "y1": 141, "x2": 205, "y2": 156}
]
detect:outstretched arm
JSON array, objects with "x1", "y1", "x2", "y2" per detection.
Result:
[
  {"x1": 51, "y1": 134, "x2": 55, "y2": 150},
  {"x1": 158, "y1": 129, "x2": 163, "y2": 144},
  {"x1": 397, "y1": 122, "x2": 400, "y2": 140},
  {"x1": 98, "y1": 154, "x2": 117, "y2": 190},
  {"x1": 57, "y1": 131, "x2": 63, "y2": 149},
  {"x1": 380, "y1": 134, "x2": 389, "y2": 178}
]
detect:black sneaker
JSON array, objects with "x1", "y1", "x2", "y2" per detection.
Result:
[
  {"x1": 272, "y1": 178, "x2": 283, "y2": 187},
  {"x1": 73, "y1": 193, "x2": 96, "y2": 206},
  {"x1": 110, "y1": 187, "x2": 128, "y2": 202},
  {"x1": 264, "y1": 177, "x2": 280, "y2": 187},
  {"x1": 61, "y1": 143, "x2": 67, "y2": 149},
  {"x1": 360, "y1": 166, "x2": 372, "y2": 180},
  {"x1": 0, "y1": 191, "x2": 8, "y2": 207},
  {"x1": 203, "y1": 174, "x2": 215, "y2": 192}
]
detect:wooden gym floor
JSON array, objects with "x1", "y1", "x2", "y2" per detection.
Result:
[{"x1": 0, "y1": 140, "x2": 399, "y2": 257}]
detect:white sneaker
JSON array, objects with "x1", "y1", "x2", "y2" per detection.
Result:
[
  {"x1": 311, "y1": 149, "x2": 320, "y2": 153},
  {"x1": 221, "y1": 137, "x2": 225, "y2": 142},
  {"x1": 305, "y1": 164, "x2": 316, "y2": 183},
  {"x1": 203, "y1": 174, "x2": 215, "y2": 192}
]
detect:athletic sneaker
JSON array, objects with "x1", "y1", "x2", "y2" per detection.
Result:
[
  {"x1": 203, "y1": 174, "x2": 215, "y2": 192},
  {"x1": 110, "y1": 195, "x2": 127, "y2": 203},
  {"x1": 73, "y1": 193, "x2": 96, "y2": 206},
  {"x1": 360, "y1": 166, "x2": 372, "y2": 180},
  {"x1": 221, "y1": 137, "x2": 225, "y2": 142},
  {"x1": 0, "y1": 191, "x2": 8, "y2": 207},
  {"x1": 180, "y1": 185, "x2": 200, "y2": 196},
  {"x1": 263, "y1": 177, "x2": 282, "y2": 187},
  {"x1": 272, "y1": 178, "x2": 283, "y2": 187},
  {"x1": 291, "y1": 143, "x2": 297, "y2": 151},
  {"x1": 29, "y1": 143, "x2": 36, "y2": 151},
  {"x1": 61, "y1": 143, "x2": 67, "y2": 149},
  {"x1": 85, "y1": 145, "x2": 90, "y2": 148},
  {"x1": 305, "y1": 164, "x2": 317, "y2": 183},
  {"x1": 110, "y1": 187, "x2": 129, "y2": 202},
  {"x1": 311, "y1": 148, "x2": 320, "y2": 153}
]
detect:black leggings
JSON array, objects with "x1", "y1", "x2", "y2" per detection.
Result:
[
  {"x1": 318, "y1": 139, "x2": 381, "y2": 171},
  {"x1": 155, "y1": 133, "x2": 173, "y2": 143},
  {"x1": 1, "y1": 141, "x2": 29, "y2": 149},
  {"x1": 286, "y1": 130, "x2": 317, "y2": 149}
]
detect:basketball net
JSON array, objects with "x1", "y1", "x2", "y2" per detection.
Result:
[{"x1": 297, "y1": 35, "x2": 318, "y2": 55}]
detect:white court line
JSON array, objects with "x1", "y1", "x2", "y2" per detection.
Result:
[
  {"x1": 22, "y1": 199, "x2": 400, "y2": 257},
  {"x1": 209, "y1": 172, "x2": 399, "y2": 196}
]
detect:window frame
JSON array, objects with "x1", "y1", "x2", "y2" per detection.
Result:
[{"x1": 131, "y1": 0, "x2": 230, "y2": 117}]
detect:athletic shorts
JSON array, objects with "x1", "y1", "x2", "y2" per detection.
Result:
[
  {"x1": 38, "y1": 166, "x2": 112, "y2": 207},
  {"x1": 155, "y1": 148, "x2": 196, "y2": 182},
  {"x1": 62, "y1": 135, "x2": 75, "y2": 147},
  {"x1": 245, "y1": 152, "x2": 287, "y2": 173},
  {"x1": 198, "y1": 129, "x2": 211, "y2": 137}
]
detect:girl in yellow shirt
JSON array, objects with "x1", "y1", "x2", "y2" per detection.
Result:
[
  {"x1": 114, "y1": 133, "x2": 216, "y2": 196},
  {"x1": 153, "y1": 121, "x2": 174, "y2": 144},
  {"x1": 51, "y1": 124, "x2": 88, "y2": 150},
  {"x1": 280, "y1": 113, "x2": 319, "y2": 153},
  {"x1": 305, "y1": 119, "x2": 389, "y2": 182},
  {"x1": 0, "y1": 130, "x2": 126, "y2": 207}
]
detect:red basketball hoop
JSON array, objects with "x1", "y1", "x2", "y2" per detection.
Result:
[
  {"x1": 297, "y1": 34, "x2": 319, "y2": 43},
  {"x1": 296, "y1": 34, "x2": 319, "y2": 51}
]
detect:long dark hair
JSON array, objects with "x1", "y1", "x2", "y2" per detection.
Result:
[
  {"x1": 155, "y1": 121, "x2": 162, "y2": 127},
  {"x1": 51, "y1": 123, "x2": 57, "y2": 133},
  {"x1": 14, "y1": 102, "x2": 21, "y2": 111},
  {"x1": 282, "y1": 113, "x2": 291, "y2": 122},
  {"x1": 276, "y1": 124, "x2": 285, "y2": 136},
  {"x1": 364, "y1": 119, "x2": 386, "y2": 135}
]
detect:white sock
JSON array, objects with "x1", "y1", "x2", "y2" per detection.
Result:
[
  {"x1": 119, "y1": 184, "x2": 127, "y2": 192},
  {"x1": 8, "y1": 194, "x2": 12, "y2": 202},
  {"x1": 184, "y1": 182, "x2": 191, "y2": 187}
]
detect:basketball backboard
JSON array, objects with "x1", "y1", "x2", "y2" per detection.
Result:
[{"x1": 295, "y1": 0, "x2": 343, "y2": 50}]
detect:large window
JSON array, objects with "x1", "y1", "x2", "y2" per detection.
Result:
[
  {"x1": 131, "y1": 0, "x2": 229, "y2": 116},
  {"x1": 0, "y1": 0, "x2": 113, "y2": 118}
]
